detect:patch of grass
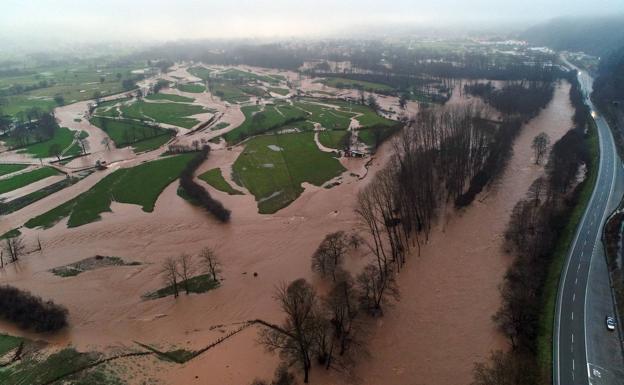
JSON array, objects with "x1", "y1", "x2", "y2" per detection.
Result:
[
  {"x1": 199, "y1": 168, "x2": 243, "y2": 195},
  {"x1": 212, "y1": 81, "x2": 250, "y2": 103},
  {"x1": 309, "y1": 98, "x2": 395, "y2": 128},
  {"x1": 145, "y1": 93, "x2": 194, "y2": 103},
  {"x1": 318, "y1": 130, "x2": 348, "y2": 149},
  {"x1": 14, "y1": 127, "x2": 77, "y2": 158},
  {"x1": 188, "y1": 66, "x2": 213, "y2": 81},
  {"x1": 224, "y1": 104, "x2": 308, "y2": 144},
  {"x1": 321, "y1": 77, "x2": 394, "y2": 92},
  {"x1": 293, "y1": 101, "x2": 354, "y2": 130},
  {"x1": 232, "y1": 132, "x2": 345, "y2": 213},
  {"x1": 0, "y1": 348, "x2": 99, "y2": 385},
  {"x1": 51, "y1": 256, "x2": 139, "y2": 277},
  {"x1": 25, "y1": 154, "x2": 196, "y2": 229},
  {"x1": 131, "y1": 134, "x2": 172, "y2": 153},
  {"x1": 0, "y1": 167, "x2": 61, "y2": 194},
  {"x1": 0, "y1": 333, "x2": 24, "y2": 356},
  {"x1": 0, "y1": 177, "x2": 79, "y2": 216},
  {"x1": 357, "y1": 125, "x2": 401, "y2": 148},
  {"x1": 0, "y1": 228, "x2": 21, "y2": 240},
  {"x1": 0, "y1": 164, "x2": 28, "y2": 177},
  {"x1": 120, "y1": 100, "x2": 207, "y2": 129},
  {"x1": 219, "y1": 68, "x2": 278, "y2": 84},
  {"x1": 211, "y1": 122, "x2": 230, "y2": 131},
  {"x1": 536, "y1": 120, "x2": 599, "y2": 373},
  {"x1": 90, "y1": 116, "x2": 173, "y2": 150},
  {"x1": 268, "y1": 87, "x2": 290, "y2": 96},
  {"x1": 144, "y1": 274, "x2": 219, "y2": 299},
  {"x1": 177, "y1": 83, "x2": 205, "y2": 93}
]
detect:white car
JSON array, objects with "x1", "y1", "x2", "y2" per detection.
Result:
[{"x1": 606, "y1": 316, "x2": 616, "y2": 331}]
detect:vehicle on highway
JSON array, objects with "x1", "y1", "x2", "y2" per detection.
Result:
[{"x1": 606, "y1": 316, "x2": 616, "y2": 331}]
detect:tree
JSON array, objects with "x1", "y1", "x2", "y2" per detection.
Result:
[
  {"x1": 161, "y1": 257, "x2": 180, "y2": 298},
  {"x1": 311, "y1": 231, "x2": 348, "y2": 281},
  {"x1": 4, "y1": 236, "x2": 25, "y2": 263},
  {"x1": 99, "y1": 75, "x2": 106, "y2": 83},
  {"x1": 531, "y1": 132, "x2": 550, "y2": 165},
  {"x1": 356, "y1": 263, "x2": 399, "y2": 316},
  {"x1": 199, "y1": 247, "x2": 221, "y2": 281},
  {"x1": 367, "y1": 94, "x2": 380, "y2": 112},
  {"x1": 116, "y1": 73, "x2": 123, "y2": 81},
  {"x1": 471, "y1": 350, "x2": 539, "y2": 385},
  {"x1": 324, "y1": 272, "x2": 359, "y2": 360},
  {"x1": 178, "y1": 253, "x2": 194, "y2": 295},
  {"x1": 260, "y1": 279, "x2": 318, "y2": 383},
  {"x1": 53, "y1": 94, "x2": 65, "y2": 106},
  {"x1": 399, "y1": 93, "x2": 408, "y2": 110},
  {"x1": 48, "y1": 143, "x2": 63, "y2": 161}
]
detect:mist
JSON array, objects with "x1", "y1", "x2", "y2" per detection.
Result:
[{"x1": 1, "y1": 0, "x2": 622, "y2": 46}]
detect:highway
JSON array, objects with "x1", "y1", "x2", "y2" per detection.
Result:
[{"x1": 554, "y1": 64, "x2": 624, "y2": 385}]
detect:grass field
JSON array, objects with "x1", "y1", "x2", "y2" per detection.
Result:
[
  {"x1": 212, "y1": 81, "x2": 251, "y2": 103},
  {"x1": 268, "y1": 87, "x2": 290, "y2": 96},
  {"x1": 219, "y1": 68, "x2": 280, "y2": 85},
  {"x1": 224, "y1": 104, "x2": 308, "y2": 144},
  {"x1": 0, "y1": 167, "x2": 61, "y2": 194},
  {"x1": 177, "y1": 83, "x2": 205, "y2": 93},
  {"x1": 120, "y1": 100, "x2": 207, "y2": 129},
  {"x1": 188, "y1": 66, "x2": 213, "y2": 81},
  {"x1": 308, "y1": 98, "x2": 396, "y2": 128},
  {"x1": 131, "y1": 134, "x2": 172, "y2": 153},
  {"x1": 145, "y1": 93, "x2": 194, "y2": 103},
  {"x1": 232, "y1": 132, "x2": 345, "y2": 213},
  {"x1": 0, "y1": 177, "x2": 79, "y2": 215},
  {"x1": 318, "y1": 130, "x2": 349, "y2": 149},
  {"x1": 0, "y1": 164, "x2": 28, "y2": 177},
  {"x1": 320, "y1": 77, "x2": 394, "y2": 92},
  {"x1": 90, "y1": 116, "x2": 173, "y2": 151},
  {"x1": 0, "y1": 333, "x2": 24, "y2": 356},
  {"x1": 25, "y1": 154, "x2": 195, "y2": 229},
  {"x1": 3, "y1": 126, "x2": 76, "y2": 158},
  {"x1": 144, "y1": 274, "x2": 219, "y2": 299},
  {"x1": 293, "y1": 101, "x2": 354, "y2": 130},
  {"x1": 199, "y1": 168, "x2": 243, "y2": 195}
]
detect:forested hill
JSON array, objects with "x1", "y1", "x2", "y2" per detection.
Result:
[
  {"x1": 521, "y1": 15, "x2": 624, "y2": 56},
  {"x1": 593, "y1": 45, "x2": 624, "y2": 106}
]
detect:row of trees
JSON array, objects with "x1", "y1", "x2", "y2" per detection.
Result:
[
  {"x1": 464, "y1": 80, "x2": 555, "y2": 117},
  {"x1": 179, "y1": 147, "x2": 231, "y2": 222},
  {"x1": 161, "y1": 247, "x2": 221, "y2": 298},
  {"x1": 473, "y1": 76, "x2": 592, "y2": 385},
  {"x1": 0, "y1": 285, "x2": 68, "y2": 332}
]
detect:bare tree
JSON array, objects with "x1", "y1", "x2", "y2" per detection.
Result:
[
  {"x1": 356, "y1": 263, "x2": 399, "y2": 316},
  {"x1": 311, "y1": 231, "x2": 348, "y2": 281},
  {"x1": 161, "y1": 257, "x2": 180, "y2": 298},
  {"x1": 4, "y1": 236, "x2": 25, "y2": 263},
  {"x1": 324, "y1": 272, "x2": 360, "y2": 363},
  {"x1": 531, "y1": 132, "x2": 550, "y2": 165},
  {"x1": 199, "y1": 247, "x2": 221, "y2": 281},
  {"x1": 260, "y1": 279, "x2": 318, "y2": 383},
  {"x1": 178, "y1": 253, "x2": 194, "y2": 295}
]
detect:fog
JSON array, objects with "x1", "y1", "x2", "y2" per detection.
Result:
[{"x1": 0, "y1": 0, "x2": 622, "y2": 44}]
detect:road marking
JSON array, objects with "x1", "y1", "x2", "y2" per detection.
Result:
[
  {"x1": 572, "y1": 333, "x2": 574, "y2": 343},
  {"x1": 575, "y1": 277, "x2": 578, "y2": 285},
  {"x1": 578, "y1": 264, "x2": 581, "y2": 272},
  {"x1": 572, "y1": 312, "x2": 574, "y2": 320},
  {"x1": 573, "y1": 293, "x2": 576, "y2": 302},
  {"x1": 573, "y1": 359, "x2": 575, "y2": 371}
]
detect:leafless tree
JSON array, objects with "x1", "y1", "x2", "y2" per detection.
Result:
[
  {"x1": 311, "y1": 231, "x2": 348, "y2": 281},
  {"x1": 356, "y1": 263, "x2": 399, "y2": 316},
  {"x1": 531, "y1": 132, "x2": 550, "y2": 165},
  {"x1": 178, "y1": 253, "x2": 194, "y2": 295},
  {"x1": 161, "y1": 257, "x2": 180, "y2": 298},
  {"x1": 260, "y1": 279, "x2": 318, "y2": 383},
  {"x1": 4, "y1": 236, "x2": 25, "y2": 263},
  {"x1": 199, "y1": 247, "x2": 221, "y2": 281}
]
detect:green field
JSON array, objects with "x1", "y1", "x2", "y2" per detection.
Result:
[
  {"x1": 219, "y1": 68, "x2": 280, "y2": 85},
  {"x1": 211, "y1": 81, "x2": 251, "y2": 103},
  {"x1": 318, "y1": 130, "x2": 349, "y2": 149},
  {"x1": 0, "y1": 163, "x2": 28, "y2": 177},
  {"x1": 293, "y1": 101, "x2": 354, "y2": 130},
  {"x1": 2, "y1": 126, "x2": 77, "y2": 158},
  {"x1": 307, "y1": 98, "x2": 395, "y2": 128},
  {"x1": 232, "y1": 132, "x2": 345, "y2": 213},
  {"x1": 90, "y1": 116, "x2": 173, "y2": 151},
  {"x1": 120, "y1": 100, "x2": 207, "y2": 129},
  {"x1": 145, "y1": 93, "x2": 194, "y2": 103},
  {"x1": 25, "y1": 154, "x2": 196, "y2": 229},
  {"x1": 320, "y1": 77, "x2": 394, "y2": 92},
  {"x1": 268, "y1": 87, "x2": 290, "y2": 96},
  {"x1": 131, "y1": 134, "x2": 172, "y2": 153},
  {"x1": 224, "y1": 104, "x2": 308, "y2": 144},
  {"x1": 0, "y1": 167, "x2": 61, "y2": 194},
  {"x1": 188, "y1": 66, "x2": 213, "y2": 81},
  {"x1": 199, "y1": 168, "x2": 243, "y2": 195},
  {"x1": 177, "y1": 83, "x2": 205, "y2": 93}
]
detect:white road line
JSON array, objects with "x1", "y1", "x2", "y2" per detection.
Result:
[
  {"x1": 572, "y1": 312, "x2": 574, "y2": 320},
  {"x1": 573, "y1": 359, "x2": 575, "y2": 371},
  {"x1": 572, "y1": 334, "x2": 574, "y2": 343},
  {"x1": 573, "y1": 293, "x2": 576, "y2": 302},
  {"x1": 575, "y1": 277, "x2": 578, "y2": 285}
]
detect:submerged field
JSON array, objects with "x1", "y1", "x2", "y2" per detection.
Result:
[{"x1": 25, "y1": 153, "x2": 196, "y2": 229}]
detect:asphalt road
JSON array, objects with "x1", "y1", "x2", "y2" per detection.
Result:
[{"x1": 555, "y1": 67, "x2": 624, "y2": 385}]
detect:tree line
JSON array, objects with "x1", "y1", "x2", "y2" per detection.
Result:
[
  {"x1": 179, "y1": 147, "x2": 231, "y2": 222},
  {"x1": 472, "y1": 76, "x2": 592, "y2": 385}
]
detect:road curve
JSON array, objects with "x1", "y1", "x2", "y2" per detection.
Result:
[{"x1": 554, "y1": 64, "x2": 624, "y2": 385}]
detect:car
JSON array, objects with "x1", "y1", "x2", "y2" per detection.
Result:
[{"x1": 606, "y1": 316, "x2": 616, "y2": 331}]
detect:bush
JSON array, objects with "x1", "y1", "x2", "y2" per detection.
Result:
[{"x1": 0, "y1": 285, "x2": 67, "y2": 332}]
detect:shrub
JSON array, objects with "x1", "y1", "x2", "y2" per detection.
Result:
[{"x1": 0, "y1": 285, "x2": 67, "y2": 332}]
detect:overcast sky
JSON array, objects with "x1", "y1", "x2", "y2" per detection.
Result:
[{"x1": 1, "y1": 0, "x2": 622, "y2": 43}]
